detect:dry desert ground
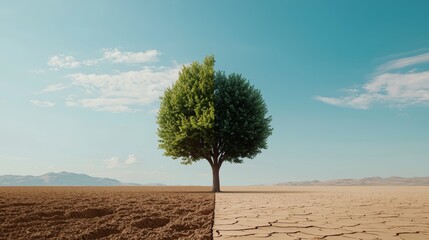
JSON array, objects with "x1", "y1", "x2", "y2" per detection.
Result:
[
  {"x1": 1, "y1": 186, "x2": 429, "y2": 240},
  {"x1": 0, "y1": 186, "x2": 214, "y2": 240},
  {"x1": 213, "y1": 186, "x2": 429, "y2": 240}
]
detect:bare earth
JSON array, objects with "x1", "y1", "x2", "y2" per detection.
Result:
[
  {"x1": 214, "y1": 186, "x2": 429, "y2": 240},
  {"x1": 0, "y1": 186, "x2": 214, "y2": 240}
]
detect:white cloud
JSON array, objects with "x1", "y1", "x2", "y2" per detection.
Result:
[
  {"x1": 47, "y1": 48, "x2": 159, "y2": 69},
  {"x1": 341, "y1": 88, "x2": 359, "y2": 94},
  {"x1": 378, "y1": 52, "x2": 429, "y2": 72},
  {"x1": 30, "y1": 100, "x2": 55, "y2": 108},
  {"x1": 40, "y1": 48, "x2": 181, "y2": 112},
  {"x1": 105, "y1": 154, "x2": 137, "y2": 169},
  {"x1": 105, "y1": 157, "x2": 120, "y2": 169},
  {"x1": 48, "y1": 55, "x2": 80, "y2": 69},
  {"x1": 42, "y1": 83, "x2": 69, "y2": 93},
  {"x1": 102, "y1": 48, "x2": 159, "y2": 63},
  {"x1": 66, "y1": 66, "x2": 181, "y2": 112},
  {"x1": 314, "y1": 94, "x2": 376, "y2": 110},
  {"x1": 125, "y1": 154, "x2": 137, "y2": 165},
  {"x1": 316, "y1": 51, "x2": 429, "y2": 109}
]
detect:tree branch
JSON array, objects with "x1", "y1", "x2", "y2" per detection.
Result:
[
  {"x1": 212, "y1": 143, "x2": 219, "y2": 166},
  {"x1": 219, "y1": 152, "x2": 226, "y2": 168}
]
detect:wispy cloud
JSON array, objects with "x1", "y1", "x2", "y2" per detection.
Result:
[
  {"x1": 315, "y1": 94, "x2": 376, "y2": 110},
  {"x1": 39, "y1": 48, "x2": 181, "y2": 112},
  {"x1": 41, "y1": 83, "x2": 70, "y2": 93},
  {"x1": 125, "y1": 154, "x2": 137, "y2": 165},
  {"x1": 316, "y1": 51, "x2": 429, "y2": 109},
  {"x1": 65, "y1": 66, "x2": 180, "y2": 112},
  {"x1": 105, "y1": 154, "x2": 138, "y2": 169},
  {"x1": 48, "y1": 55, "x2": 80, "y2": 69},
  {"x1": 30, "y1": 100, "x2": 55, "y2": 108},
  {"x1": 47, "y1": 48, "x2": 159, "y2": 70},
  {"x1": 377, "y1": 52, "x2": 429, "y2": 72},
  {"x1": 105, "y1": 157, "x2": 120, "y2": 169},
  {"x1": 102, "y1": 48, "x2": 159, "y2": 63}
]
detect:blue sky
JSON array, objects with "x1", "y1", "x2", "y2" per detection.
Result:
[{"x1": 1, "y1": 1, "x2": 429, "y2": 185}]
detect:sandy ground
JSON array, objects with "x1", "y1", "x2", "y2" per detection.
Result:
[
  {"x1": 214, "y1": 186, "x2": 429, "y2": 240},
  {"x1": 0, "y1": 186, "x2": 214, "y2": 240}
]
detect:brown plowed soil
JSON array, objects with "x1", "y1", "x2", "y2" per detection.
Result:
[{"x1": 0, "y1": 186, "x2": 214, "y2": 240}]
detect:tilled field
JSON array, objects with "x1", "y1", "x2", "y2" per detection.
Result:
[{"x1": 0, "y1": 186, "x2": 214, "y2": 240}]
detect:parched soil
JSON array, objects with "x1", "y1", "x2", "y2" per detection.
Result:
[
  {"x1": 214, "y1": 186, "x2": 429, "y2": 239},
  {"x1": 0, "y1": 186, "x2": 215, "y2": 240}
]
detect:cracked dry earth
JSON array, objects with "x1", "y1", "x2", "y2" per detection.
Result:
[{"x1": 213, "y1": 186, "x2": 429, "y2": 240}]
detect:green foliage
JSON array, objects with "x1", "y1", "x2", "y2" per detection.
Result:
[
  {"x1": 157, "y1": 56, "x2": 215, "y2": 164},
  {"x1": 214, "y1": 71, "x2": 273, "y2": 164},
  {"x1": 157, "y1": 55, "x2": 272, "y2": 173}
]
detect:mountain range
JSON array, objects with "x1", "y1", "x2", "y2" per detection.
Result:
[
  {"x1": 0, "y1": 172, "x2": 164, "y2": 186},
  {"x1": 2, "y1": 173, "x2": 428, "y2": 186},
  {"x1": 276, "y1": 176, "x2": 429, "y2": 186}
]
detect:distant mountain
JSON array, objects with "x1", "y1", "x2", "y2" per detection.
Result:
[
  {"x1": 276, "y1": 176, "x2": 429, "y2": 186},
  {"x1": 0, "y1": 172, "x2": 144, "y2": 186}
]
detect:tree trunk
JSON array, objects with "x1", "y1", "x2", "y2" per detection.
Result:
[{"x1": 212, "y1": 165, "x2": 221, "y2": 192}]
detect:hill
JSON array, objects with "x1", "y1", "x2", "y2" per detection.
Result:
[
  {"x1": 276, "y1": 176, "x2": 429, "y2": 186},
  {"x1": 0, "y1": 172, "x2": 144, "y2": 186}
]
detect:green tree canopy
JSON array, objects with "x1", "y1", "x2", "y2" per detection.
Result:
[
  {"x1": 215, "y1": 71, "x2": 272, "y2": 165},
  {"x1": 157, "y1": 57, "x2": 215, "y2": 163},
  {"x1": 157, "y1": 56, "x2": 272, "y2": 192}
]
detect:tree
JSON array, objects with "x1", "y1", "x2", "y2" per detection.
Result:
[{"x1": 157, "y1": 56, "x2": 272, "y2": 192}]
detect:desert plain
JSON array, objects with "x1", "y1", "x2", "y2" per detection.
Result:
[
  {"x1": 1, "y1": 186, "x2": 429, "y2": 240},
  {"x1": 214, "y1": 186, "x2": 429, "y2": 240}
]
